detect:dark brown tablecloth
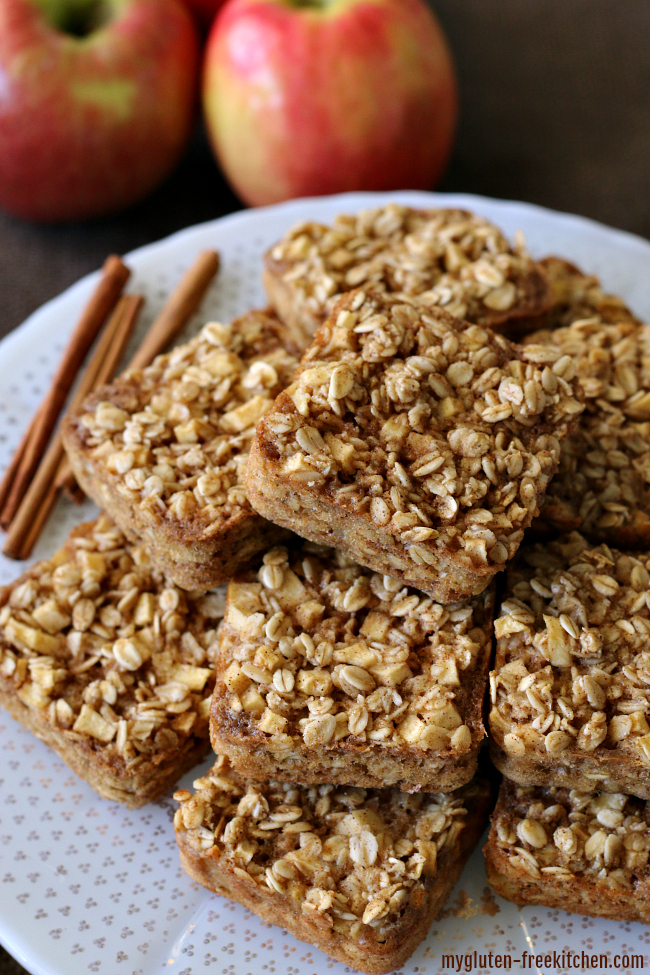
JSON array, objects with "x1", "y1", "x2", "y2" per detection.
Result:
[
  {"x1": 1, "y1": 1, "x2": 649, "y2": 971},
  {"x1": 1, "y1": 0, "x2": 649, "y2": 346}
]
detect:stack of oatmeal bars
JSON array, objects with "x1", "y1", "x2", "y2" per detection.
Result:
[
  {"x1": 485, "y1": 280, "x2": 650, "y2": 926},
  {"x1": 1, "y1": 203, "x2": 649, "y2": 970}
]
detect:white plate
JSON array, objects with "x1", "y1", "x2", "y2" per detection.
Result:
[{"x1": 1, "y1": 191, "x2": 650, "y2": 975}]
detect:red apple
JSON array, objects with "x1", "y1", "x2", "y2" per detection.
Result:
[
  {"x1": 182, "y1": 0, "x2": 225, "y2": 28},
  {"x1": 0, "y1": 0, "x2": 200, "y2": 222},
  {"x1": 202, "y1": 0, "x2": 458, "y2": 207}
]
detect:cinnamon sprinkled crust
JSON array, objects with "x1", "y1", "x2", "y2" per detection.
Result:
[
  {"x1": 485, "y1": 779, "x2": 650, "y2": 923},
  {"x1": 246, "y1": 288, "x2": 584, "y2": 603},
  {"x1": 210, "y1": 541, "x2": 494, "y2": 792},
  {"x1": 524, "y1": 318, "x2": 650, "y2": 545},
  {"x1": 490, "y1": 533, "x2": 650, "y2": 799},
  {"x1": 175, "y1": 756, "x2": 491, "y2": 974},
  {"x1": 0, "y1": 516, "x2": 225, "y2": 806},
  {"x1": 264, "y1": 205, "x2": 552, "y2": 342},
  {"x1": 62, "y1": 310, "x2": 300, "y2": 590}
]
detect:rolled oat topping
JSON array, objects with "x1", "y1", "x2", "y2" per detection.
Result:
[
  {"x1": 256, "y1": 289, "x2": 582, "y2": 572},
  {"x1": 215, "y1": 542, "x2": 492, "y2": 755},
  {"x1": 493, "y1": 781, "x2": 650, "y2": 884},
  {"x1": 0, "y1": 516, "x2": 225, "y2": 763},
  {"x1": 491, "y1": 533, "x2": 650, "y2": 763},
  {"x1": 175, "y1": 754, "x2": 480, "y2": 935},
  {"x1": 267, "y1": 205, "x2": 549, "y2": 328},
  {"x1": 73, "y1": 311, "x2": 300, "y2": 532},
  {"x1": 524, "y1": 319, "x2": 650, "y2": 538}
]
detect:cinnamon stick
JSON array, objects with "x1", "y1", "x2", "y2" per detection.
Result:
[
  {"x1": 58, "y1": 250, "x2": 220, "y2": 502},
  {"x1": 128, "y1": 250, "x2": 219, "y2": 370},
  {"x1": 88, "y1": 293, "x2": 144, "y2": 391},
  {"x1": 57, "y1": 294, "x2": 143, "y2": 500},
  {"x1": 4, "y1": 433, "x2": 67, "y2": 560},
  {"x1": 0, "y1": 406, "x2": 43, "y2": 525},
  {"x1": 3, "y1": 293, "x2": 142, "y2": 560},
  {"x1": 0, "y1": 255, "x2": 130, "y2": 527},
  {"x1": 18, "y1": 471, "x2": 61, "y2": 560}
]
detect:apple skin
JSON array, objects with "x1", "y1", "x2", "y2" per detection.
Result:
[
  {"x1": 0, "y1": 0, "x2": 201, "y2": 222},
  {"x1": 202, "y1": 0, "x2": 458, "y2": 207}
]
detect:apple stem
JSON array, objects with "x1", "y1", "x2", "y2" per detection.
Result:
[
  {"x1": 31, "y1": 0, "x2": 110, "y2": 37},
  {"x1": 286, "y1": 0, "x2": 333, "y2": 9}
]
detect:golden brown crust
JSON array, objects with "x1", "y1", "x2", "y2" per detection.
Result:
[
  {"x1": 175, "y1": 758, "x2": 491, "y2": 974},
  {"x1": 62, "y1": 310, "x2": 300, "y2": 590},
  {"x1": 485, "y1": 778, "x2": 650, "y2": 923},
  {"x1": 262, "y1": 268, "x2": 320, "y2": 347},
  {"x1": 263, "y1": 205, "x2": 553, "y2": 342},
  {"x1": 212, "y1": 737, "x2": 481, "y2": 796},
  {"x1": 210, "y1": 540, "x2": 494, "y2": 792},
  {"x1": 178, "y1": 825, "x2": 477, "y2": 974},
  {"x1": 0, "y1": 679, "x2": 210, "y2": 806},
  {"x1": 247, "y1": 288, "x2": 583, "y2": 603},
  {"x1": 539, "y1": 256, "x2": 641, "y2": 329},
  {"x1": 66, "y1": 447, "x2": 290, "y2": 590},
  {"x1": 245, "y1": 445, "x2": 496, "y2": 603},
  {"x1": 489, "y1": 533, "x2": 650, "y2": 800},
  {"x1": 489, "y1": 741, "x2": 650, "y2": 800},
  {"x1": 508, "y1": 256, "x2": 641, "y2": 341},
  {"x1": 0, "y1": 516, "x2": 223, "y2": 806}
]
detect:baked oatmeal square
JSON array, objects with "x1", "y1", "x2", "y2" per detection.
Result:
[
  {"x1": 485, "y1": 779, "x2": 650, "y2": 924},
  {"x1": 0, "y1": 515, "x2": 225, "y2": 807},
  {"x1": 247, "y1": 289, "x2": 583, "y2": 602},
  {"x1": 63, "y1": 309, "x2": 301, "y2": 590},
  {"x1": 175, "y1": 755, "x2": 491, "y2": 973},
  {"x1": 210, "y1": 540, "x2": 494, "y2": 793},
  {"x1": 524, "y1": 317, "x2": 650, "y2": 546},
  {"x1": 490, "y1": 532, "x2": 650, "y2": 799},
  {"x1": 264, "y1": 204, "x2": 553, "y2": 342}
]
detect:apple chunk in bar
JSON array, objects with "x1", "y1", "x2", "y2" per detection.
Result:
[
  {"x1": 210, "y1": 540, "x2": 494, "y2": 793},
  {"x1": 175, "y1": 755, "x2": 491, "y2": 974},
  {"x1": 62, "y1": 310, "x2": 301, "y2": 591},
  {"x1": 246, "y1": 289, "x2": 584, "y2": 604},
  {"x1": 490, "y1": 531, "x2": 650, "y2": 799},
  {"x1": 0, "y1": 515, "x2": 225, "y2": 807},
  {"x1": 263, "y1": 204, "x2": 553, "y2": 342},
  {"x1": 485, "y1": 779, "x2": 650, "y2": 924}
]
